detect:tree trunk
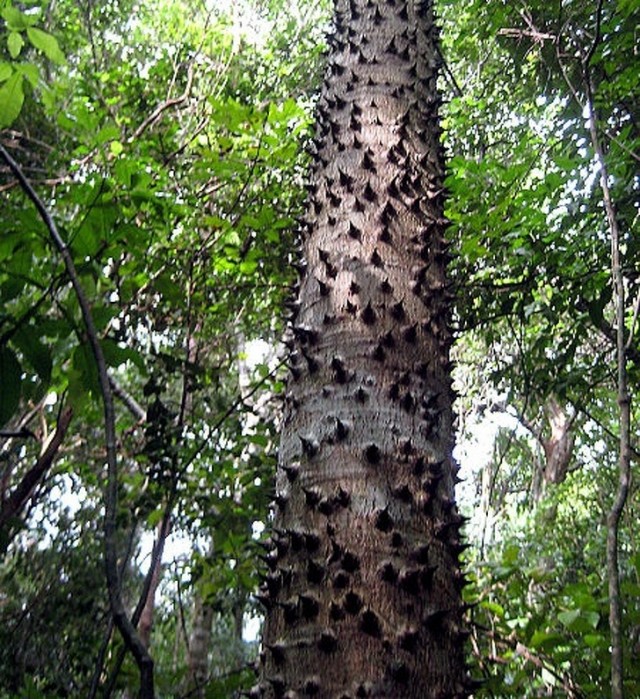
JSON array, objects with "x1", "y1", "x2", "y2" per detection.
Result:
[
  {"x1": 187, "y1": 593, "x2": 214, "y2": 696},
  {"x1": 540, "y1": 398, "x2": 574, "y2": 488},
  {"x1": 258, "y1": 1, "x2": 469, "y2": 696}
]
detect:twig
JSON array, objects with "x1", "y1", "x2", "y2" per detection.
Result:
[
  {"x1": 129, "y1": 63, "x2": 195, "y2": 142},
  {"x1": 0, "y1": 143, "x2": 155, "y2": 698}
]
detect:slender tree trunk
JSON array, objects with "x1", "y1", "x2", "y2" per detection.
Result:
[
  {"x1": 139, "y1": 521, "x2": 167, "y2": 649},
  {"x1": 187, "y1": 593, "x2": 215, "y2": 696},
  {"x1": 585, "y1": 67, "x2": 631, "y2": 699},
  {"x1": 258, "y1": 1, "x2": 469, "y2": 696}
]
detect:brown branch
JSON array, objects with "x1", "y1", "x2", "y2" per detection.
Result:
[
  {"x1": 109, "y1": 375, "x2": 147, "y2": 422},
  {"x1": 579, "y1": 10, "x2": 631, "y2": 693},
  {"x1": 497, "y1": 28, "x2": 556, "y2": 42},
  {"x1": 103, "y1": 490, "x2": 175, "y2": 698},
  {"x1": 0, "y1": 144, "x2": 155, "y2": 697},
  {"x1": 129, "y1": 63, "x2": 195, "y2": 142},
  {"x1": 0, "y1": 406, "x2": 73, "y2": 545},
  {"x1": 474, "y1": 627, "x2": 586, "y2": 698}
]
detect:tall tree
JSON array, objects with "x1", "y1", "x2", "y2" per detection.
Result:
[{"x1": 258, "y1": 0, "x2": 469, "y2": 696}]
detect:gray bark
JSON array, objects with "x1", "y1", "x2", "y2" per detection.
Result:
[{"x1": 258, "y1": 0, "x2": 469, "y2": 696}]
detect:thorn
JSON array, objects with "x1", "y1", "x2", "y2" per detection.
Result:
[
  {"x1": 374, "y1": 504, "x2": 395, "y2": 531},
  {"x1": 348, "y1": 222, "x2": 361, "y2": 240},
  {"x1": 341, "y1": 551, "x2": 360, "y2": 572},
  {"x1": 392, "y1": 483, "x2": 412, "y2": 503},
  {"x1": 372, "y1": 343, "x2": 386, "y2": 361},
  {"x1": 391, "y1": 531, "x2": 403, "y2": 548},
  {"x1": 360, "y1": 609, "x2": 382, "y2": 637},
  {"x1": 387, "y1": 661, "x2": 410, "y2": 684},
  {"x1": 343, "y1": 591, "x2": 363, "y2": 615},
  {"x1": 390, "y1": 300, "x2": 405, "y2": 320},
  {"x1": 303, "y1": 677, "x2": 320, "y2": 695},
  {"x1": 333, "y1": 570, "x2": 350, "y2": 589},
  {"x1": 379, "y1": 561, "x2": 398, "y2": 583},
  {"x1": 361, "y1": 302, "x2": 377, "y2": 325},
  {"x1": 267, "y1": 642, "x2": 286, "y2": 666},
  {"x1": 283, "y1": 463, "x2": 300, "y2": 483},
  {"x1": 402, "y1": 324, "x2": 418, "y2": 343},
  {"x1": 299, "y1": 593, "x2": 320, "y2": 620},
  {"x1": 423, "y1": 608, "x2": 449, "y2": 630},
  {"x1": 318, "y1": 629, "x2": 338, "y2": 653},
  {"x1": 370, "y1": 249, "x2": 383, "y2": 267},
  {"x1": 335, "y1": 418, "x2": 350, "y2": 441},
  {"x1": 398, "y1": 567, "x2": 421, "y2": 595},
  {"x1": 300, "y1": 435, "x2": 319, "y2": 458},
  {"x1": 304, "y1": 532, "x2": 321, "y2": 552},
  {"x1": 410, "y1": 544, "x2": 430, "y2": 565},
  {"x1": 364, "y1": 444, "x2": 381, "y2": 464},
  {"x1": 303, "y1": 488, "x2": 322, "y2": 508}
]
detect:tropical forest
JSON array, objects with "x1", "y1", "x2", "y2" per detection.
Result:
[{"x1": 0, "y1": 0, "x2": 637, "y2": 697}]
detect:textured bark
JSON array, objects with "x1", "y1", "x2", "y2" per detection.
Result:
[
  {"x1": 187, "y1": 594, "x2": 215, "y2": 696},
  {"x1": 540, "y1": 398, "x2": 574, "y2": 487},
  {"x1": 258, "y1": 1, "x2": 469, "y2": 697}
]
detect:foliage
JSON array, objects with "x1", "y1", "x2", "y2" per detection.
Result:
[
  {"x1": 441, "y1": 0, "x2": 639, "y2": 695},
  {"x1": 0, "y1": 0, "x2": 637, "y2": 695}
]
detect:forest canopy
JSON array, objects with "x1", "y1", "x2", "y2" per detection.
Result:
[{"x1": 0, "y1": 0, "x2": 637, "y2": 697}]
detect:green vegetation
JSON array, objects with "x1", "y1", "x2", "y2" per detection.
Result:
[{"x1": 0, "y1": 0, "x2": 637, "y2": 696}]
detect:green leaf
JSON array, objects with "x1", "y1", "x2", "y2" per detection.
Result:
[
  {"x1": 96, "y1": 123, "x2": 120, "y2": 145},
  {"x1": 558, "y1": 609, "x2": 599, "y2": 632},
  {"x1": 8, "y1": 31, "x2": 24, "y2": 59},
  {"x1": 13, "y1": 326, "x2": 52, "y2": 386},
  {"x1": 529, "y1": 630, "x2": 566, "y2": 651},
  {"x1": 0, "y1": 345, "x2": 22, "y2": 427},
  {"x1": 109, "y1": 140, "x2": 124, "y2": 156},
  {"x1": 1, "y1": 5, "x2": 38, "y2": 30},
  {"x1": 481, "y1": 600, "x2": 505, "y2": 618},
  {"x1": 101, "y1": 338, "x2": 145, "y2": 371},
  {"x1": 0, "y1": 62, "x2": 13, "y2": 82},
  {"x1": 0, "y1": 72, "x2": 24, "y2": 128},
  {"x1": 26, "y1": 27, "x2": 66, "y2": 64},
  {"x1": 16, "y1": 61, "x2": 39, "y2": 87}
]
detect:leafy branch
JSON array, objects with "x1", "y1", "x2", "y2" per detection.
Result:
[{"x1": 0, "y1": 143, "x2": 155, "y2": 698}]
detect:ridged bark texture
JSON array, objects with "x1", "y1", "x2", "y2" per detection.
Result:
[{"x1": 258, "y1": 1, "x2": 469, "y2": 697}]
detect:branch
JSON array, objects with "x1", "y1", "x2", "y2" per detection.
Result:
[
  {"x1": 0, "y1": 144, "x2": 155, "y2": 697},
  {"x1": 109, "y1": 375, "x2": 147, "y2": 422},
  {"x1": 497, "y1": 28, "x2": 556, "y2": 42},
  {"x1": 580, "y1": 21, "x2": 631, "y2": 695},
  {"x1": 0, "y1": 406, "x2": 73, "y2": 545},
  {"x1": 129, "y1": 63, "x2": 195, "y2": 142},
  {"x1": 103, "y1": 489, "x2": 175, "y2": 698}
]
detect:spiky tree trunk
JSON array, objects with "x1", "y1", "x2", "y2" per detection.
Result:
[{"x1": 258, "y1": 0, "x2": 469, "y2": 696}]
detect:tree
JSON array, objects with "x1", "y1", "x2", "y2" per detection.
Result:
[{"x1": 258, "y1": 0, "x2": 470, "y2": 696}]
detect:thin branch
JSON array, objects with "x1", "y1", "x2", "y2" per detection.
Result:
[
  {"x1": 583, "y1": 0, "x2": 604, "y2": 69},
  {"x1": 580, "y1": 15, "x2": 631, "y2": 693},
  {"x1": 0, "y1": 144, "x2": 155, "y2": 698},
  {"x1": 497, "y1": 28, "x2": 556, "y2": 42},
  {"x1": 103, "y1": 486, "x2": 176, "y2": 698},
  {"x1": 436, "y1": 44, "x2": 463, "y2": 98},
  {"x1": 88, "y1": 523, "x2": 139, "y2": 699},
  {"x1": 129, "y1": 63, "x2": 195, "y2": 142},
  {"x1": 110, "y1": 375, "x2": 147, "y2": 422}
]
